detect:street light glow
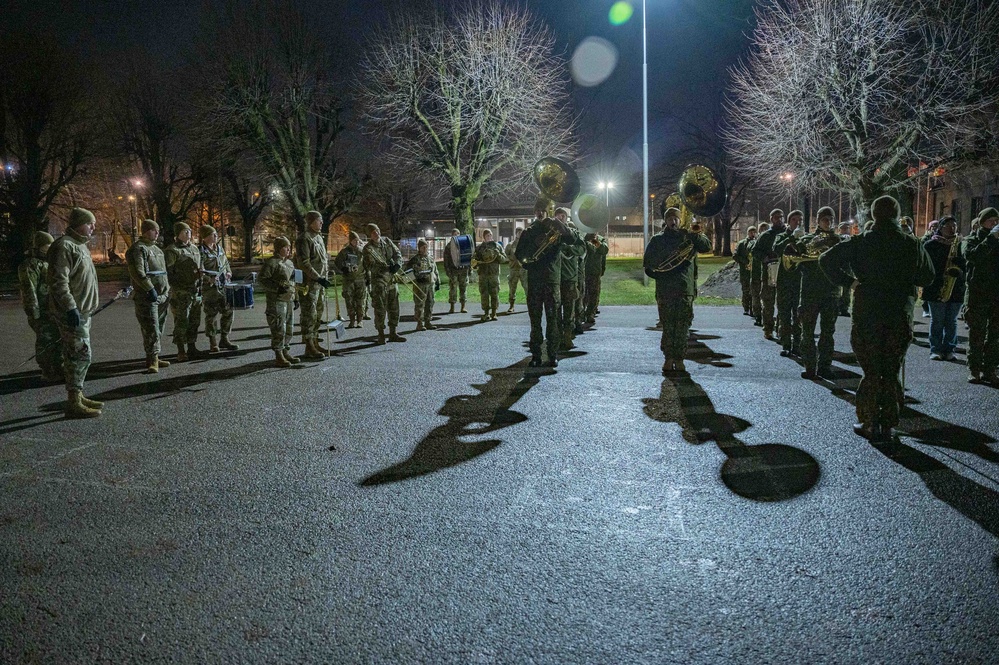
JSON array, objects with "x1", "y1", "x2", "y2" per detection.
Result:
[{"x1": 609, "y1": 1, "x2": 635, "y2": 25}]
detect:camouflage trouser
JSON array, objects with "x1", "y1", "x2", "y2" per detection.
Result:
[
  {"x1": 134, "y1": 297, "x2": 169, "y2": 356},
  {"x1": 265, "y1": 297, "x2": 294, "y2": 350},
  {"x1": 583, "y1": 275, "x2": 601, "y2": 321},
  {"x1": 343, "y1": 277, "x2": 366, "y2": 321},
  {"x1": 56, "y1": 313, "x2": 92, "y2": 392},
  {"x1": 372, "y1": 281, "x2": 400, "y2": 331},
  {"x1": 751, "y1": 279, "x2": 763, "y2": 323},
  {"x1": 170, "y1": 290, "x2": 202, "y2": 346},
  {"x1": 559, "y1": 281, "x2": 580, "y2": 345},
  {"x1": 508, "y1": 270, "x2": 526, "y2": 304},
  {"x1": 761, "y1": 283, "x2": 777, "y2": 336},
  {"x1": 777, "y1": 285, "x2": 801, "y2": 351},
  {"x1": 966, "y1": 298, "x2": 999, "y2": 373},
  {"x1": 851, "y1": 314, "x2": 910, "y2": 428},
  {"x1": 480, "y1": 275, "x2": 500, "y2": 313},
  {"x1": 839, "y1": 285, "x2": 852, "y2": 315},
  {"x1": 799, "y1": 297, "x2": 839, "y2": 371},
  {"x1": 527, "y1": 279, "x2": 561, "y2": 358},
  {"x1": 413, "y1": 280, "x2": 435, "y2": 324},
  {"x1": 448, "y1": 269, "x2": 469, "y2": 304},
  {"x1": 575, "y1": 275, "x2": 585, "y2": 325},
  {"x1": 28, "y1": 314, "x2": 63, "y2": 378},
  {"x1": 202, "y1": 288, "x2": 233, "y2": 340},
  {"x1": 300, "y1": 283, "x2": 326, "y2": 343},
  {"x1": 740, "y1": 272, "x2": 752, "y2": 314},
  {"x1": 657, "y1": 296, "x2": 694, "y2": 360}
]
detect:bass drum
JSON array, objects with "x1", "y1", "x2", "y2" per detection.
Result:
[{"x1": 449, "y1": 234, "x2": 475, "y2": 268}]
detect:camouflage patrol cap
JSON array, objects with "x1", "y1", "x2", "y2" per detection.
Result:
[
  {"x1": 769, "y1": 209, "x2": 784, "y2": 220},
  {"x1": 788, "y1": 209, "x2": 803, "y2": 221},
  {"x1": 871, "y1": 196, "x2": 900, "y2": 223},
  {"x1": 140, "y1": 219, "x2": 159, "y2": 233},
  {"x1": 68, "y1": 207, "x2": 96, "y2": 228},
  {"x1": 198, "y1": 224, "x2": 217, "y2": 239},
  {"x1": 747, "y1": 225, "x2": 758, "y2": 233},
  {"x1": 33, "y1": 231, "x2": 55, "y2": 249},
  {"x1": 816, "y1": 206, "x2": 835, "y2": 220},
  {"x1": 273, "y1": 236, "x2": 290, "y2": 252},
  {"x1": 663, "y1": 207, "x2": 681, "y2": 220},
  {"x1": 978, "y1": 207, "x2": 999, "y2": 224},
  {"x1": 554, "y1": 207, "x2": 571, "y2": 218},
  {"x1": 174, "y1": 222, "x2": 192, "y2": 235},
  {"x1": 348, "y1": 231, "x2": 361, "y2": 242},
  {"x1": 365, "y1": 223, "x2": 381, "y2": 235},
  {"x1": 417, "y1": 238, "x2": 428, "y2": 247}
]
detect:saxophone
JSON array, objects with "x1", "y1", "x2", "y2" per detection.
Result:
[{"x1": 937, "y1": 235, "x2": 961, "y2": 302}]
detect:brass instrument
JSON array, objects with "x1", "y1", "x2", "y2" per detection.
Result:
[
  {"x1": 781, "y1": 232, "x2": 840, "y2": 270},
  {"x1": 519, "y1": 158, "x2": 579, "y2": 265},
  {"x1": 570, "y1": 193, "x2": 607, "y2": 234},
  {"x1": 470, "y1": 245, "x2": 500, "y2": 269},
  {"x1": 648, "y1": 165, "x2": 722, "y2": 273},
  {"x1": 937, "y1": 234, "x2": 961, "y2": 302}
]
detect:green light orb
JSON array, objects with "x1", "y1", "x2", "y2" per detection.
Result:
[{"x1": 609, "y1": 1, "x2": 634, "y2": 26}]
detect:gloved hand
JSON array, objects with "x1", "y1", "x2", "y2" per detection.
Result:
[
  {"x1": 293, "y1": 300, "x2": 300, "y2": 310},
  {"x1": 66, "y1": 308, "x2": 81, "y2": 328},
  {"x1": 317, "y1": 277, "x2": 332, "y2": 288},
  {"x1": 389, "y1": 262, "x2": 401, "y2": 274},
  {"x1": 148, "y1": 287, "x2": 159, "y2": 303}
]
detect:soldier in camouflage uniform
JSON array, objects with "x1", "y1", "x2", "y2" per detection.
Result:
[
  {"x1": 644, "y1": 207, "x2": 712, "y2": 375},
  {"x1": 774, "y1": 210, "x2": 803, "y2": 356},
  {"x1": 837, "y1": 221, "x2": 855, "y2": 316},
  {"x1": 362, "y1": 223, "x2": 405, "y2": 344},
  {"x1": 792, "y1": 207, "x2": 842, "y2": 379},
  {"x1": 963, "y1": 207, "x2": 999, "y2": 384},
  {"x1": 473, "y1": 229, "x2": 508, "y2": 321},
  {"x1": 295, "y1": 211, "x2": 332, "y2": 360},
  {"x1": 505, "y1": 227, "x2": 527, "y2": 313},
  {"x1": 516, "y1": 206, "x2": 577, "y2": 367},
  {"x1": 733, "y1": 225, "x2": 757, "y2": 317},
  {"x1": 749, "y1": 221, "x2": 771, "y2": 327},
  {"x1": 18, "y1": 230, "x2": 62, "y2": 381},
  {"x1": 47, "y1": 208, "x2": 103, "y2": 418},
  {"x1": 443, "y1": 229, "x2": 470, "y2": 314},
  {"x1": 199, "y1": 225, "x2": 238, "y2": 353},
  {"x1": 126, "y1": 219, "x2": 172, "y2": 373},
  {"x1": 582, "y1": 232, "x2": 609, "y2": 325},
  {"x1": 334, "y1": 231, "x2": 367, "y2": 329},
  {"x1": 405, "y1": 238, "x2": 441, "y2": 330},
  {"x1": 165, "y1": 222, "x2": 204, "y2": 362},
  {"x1": 557, "y1": 217, "x2": 586, "y2": 350},
  {"x1": 819, "y1": 196, "x2": 934, "y2": 442},
  {"x1": 751, "y1": 210, "x2": 785, "y2": 338},
  {"x1": 259, "y1": 236, "x2": 301, "y2": 368}
]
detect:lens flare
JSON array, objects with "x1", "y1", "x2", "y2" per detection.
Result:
[
  {"x1": 609, "y1": 1, "x2": 634, "y2": 26},
  {"x1": 570, "y1": 37, "x2": 619, "y2": 87}
]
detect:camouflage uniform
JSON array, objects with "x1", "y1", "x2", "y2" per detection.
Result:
[
  {"x1": 793, "y1": 230, "x2": 842, "y2": 375},
  {"x1": 47, "y1": 226, "x2": 99, "y2": 392},
  {"x1": 582, "y1": 235, "x2": 609, "y2": 323},
  {"x1": 505, "y1": 237, "x2": 527, "y2": 307},
  {"x1": 18, "y1": 238, "x2": 62, "y2": 379},
  {"x1": 752, "y1": 225, "x2": 782, "y2": 337},
  {"x1": 558, "y1": 232, "x2": 586, "y2": 348},
  {"x1": 516, "y1": 219, "x2": 575, "y2": 364},
  {"x1": 473, "y1": 240, "x2": 508, "y2": 319},
  {"x1": 444, "y1": 235, "x2": 470, "y2": 310},
  {"x1": 362, "y1": 236, "x2": 403, "y2": 337},
  {"x1": 404, "y1": 251, "x2": 440, "y2": 328},
  {"x1": 333, "y1": 244, "x2": 366, "y2": 326},
  {"x1": 125, "y1": 237, "x2": 170, "y2": 357},
  {"x1": 963, "y1": 214, "x2": 999, "y2": 379},
  {"x1": 165, "y1": 240, "x2": 203, "y2": 350},
  {"x1": 259, "y1": 254, "x2": 297, "y2": 353},
  {"x1": 200, "y1": 242, "x2": 236, "y2": 349},
  {"x1": 295, "y1": 229, "x2": 329, "y2": 344},
  {"x1": 819, "y1": 211, "x2": 934, "y2": 432},
  {"x1": 774, "y1": 229, "x2": 802, "y2": 353},
  {"x1": 732, "y1": 235, "x2": 754, "y2": 316},
  {"x1": 644, "y1": 228, "x2": 712, "y2": 368}
]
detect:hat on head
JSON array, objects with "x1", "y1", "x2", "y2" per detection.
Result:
[
  {"x1": 140, "y1": 219, "x2": 159, "y2": 234},
  {"x1": 788, "y1": 209, "x2": 803, "y2": 220},
  {"x1": 348, "y1": 231, "x2": 360, "y2": 242},
  {"x1": 816, "y1": 206, "x2": 834, "y2": 219},
  {"x1": 769, "y1": 208, "x2": 784, "y2": 219},
  {"x1": 747, "y1": 225, "x2": 758, "y2": 233},
  {"x1": 871, "y1": 195, "x2": 900, "y2": 223},
  {"x1": 555, "y1": 207, "x2": 571, "y2": 218},
  {"x1": 365, "y1": 223, "x2": 381, "y2": 235},
  {"x1": 273, "y1": 236, "x2": 290, "y2": 252},
  {"x1": 33, "y1": 231, "x2": 54, "y2": 249},
  {"x1": 68, "y1": 207, "x2": 95, "y2": 229},
  {"x1": 199, "y1": 224, "x2": 217, "y2": 239},
  {"x1": 978, "y1": 207, "x2": 999, "y2": 224},
  {"x1": 663, "y1": 207, "x2": 681, "y2": 219},
  {"x1": 174, "y1": 222, "x2": 191, "y2": 235},
  {"x1": 417, "y1": 238, "x2": 428, "y2": 247}
]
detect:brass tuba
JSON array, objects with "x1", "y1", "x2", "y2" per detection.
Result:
[
  {"x1": 781, "y1": 232, "x2": 840, "y2": 270},
  {"x1": 520, "y1": 158, "x2": 578, "y2": 264},
  {"x1": 648, "y1": 165, "x2": 724, "y2": 273}
]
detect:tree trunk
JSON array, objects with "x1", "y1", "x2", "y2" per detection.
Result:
[
  {"x1": 243, "y1": 223, "x2": 254, "y2": 262},
  {"x1": 721, "y1": 222, "x2": 732, "y2": 256},
  {"x1": 450, "y1": 182, "x2": 479, "y2": 235}
]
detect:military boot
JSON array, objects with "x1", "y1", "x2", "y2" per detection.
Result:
[
  {"x1": 376, "y1": 330, "x2": 386, "y2": 345},
  {"x1": 507, "y1": 303, "x2": 515, "y2": 313},
  {"x1": 363, "y1": 313, "x2": 372, "y2": 320},
  {"x1": 460, "y1": 301, "x2": 467, "y2": 313},
  {"x1": 448, "y1": 303, "x2": 456, "y2": 314},
  {"x1": 416, "y1": 321, "x2": 425, "y2": 331},
  {"x1": 425, "y1": 320, "x2": 436, "y2": 330},
  {"x1": 187, "y1": 343, "x2": 204, "y2": 359},
  {"x1": 314, "y1": 340, "x2": 332, "y2": 356},
  {"x1": 274, "y1": 350, "x2": 292, "y2": 368},
  {"x1": 66, "y1": 390, "x2": 101, "y2": 419},
  {"x1": 175, "y1": 345, "x2": 188, "y2": 362},
  {"x1": 281, "y1": 348, "x2": 301, "y2": 364},
  {"x1": 490, "y1": 309, "x2": 498, "y2": 321},
  {"x1": 529, "y1": 355, "x2": 542, "y2": 367},
  {"x1": 156, "y1": 356, "x2": 170, "y2": 368},
  {"x1": 303, "y1": 340, "x2": 326, "y2": 360},
  {"x1": 81, "y1": 395, "x2": 104, "y2": 409},
  {"x1": 219, "y1": 335, "x2": 239, "y2": 351},
  {"x1": 208, "y1": 335, "x2": 220, "y2": 353},
  {"x1": 674, "y1": 359, "x2": 686, "y2": 374},
  {"x1": 145, "y1": 355, "x2": 159, "y2": 374},
  {"x1": 388, "y1": 329, "x2": 406, "y2": 343}
]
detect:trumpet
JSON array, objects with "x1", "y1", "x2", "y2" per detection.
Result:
[{"x1": 781, "y1": 232, "x2": 840, "y2": 270}]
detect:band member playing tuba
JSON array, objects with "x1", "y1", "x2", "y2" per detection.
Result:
[
  {"x1": 472, "y1": 229, "x2": 508, "y2": 321},
  {"x1": 792, "y1": 207, "x2": 842, "y2": 379},
  {"x1": 362, "y1": 223, "x2": 405, "y2": 344},
  {"x1": 643, "y1": 207, "x2": 711, "y2": 375},
  {"x1": 819, "y1": 196, "x2": 934, "y2": 442},
  {"x1": 923, "y1": 216, "x2": 965, "y2": 362}
]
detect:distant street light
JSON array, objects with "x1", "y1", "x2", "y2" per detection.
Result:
[
  {"x1": 781, "y1": 172, "x2": 794, "y2": 212},
  {"x1": 598, "y1": 181, "x2": 615, "y2": 238}
]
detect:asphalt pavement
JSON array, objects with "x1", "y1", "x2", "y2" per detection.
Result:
[{"x1": 1, "y1": 291, "x2": 997, "y2": 663}]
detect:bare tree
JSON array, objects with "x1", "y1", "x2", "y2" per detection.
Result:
[
  {"x1": 0, "y1": 33, "x2": 95, "y2": 268},
  {"x1": 198, "y1": 0, "x2": 357, "y2": 234},
  {"x1": 357, "y1": 2, "x2": 578, "y2": 233},
  {"x1": 725, "y1": 0, "x2": 999, "y2": 217},
  {"x1": 220, "y1": 159, "x2": 273, "y2": 262}
]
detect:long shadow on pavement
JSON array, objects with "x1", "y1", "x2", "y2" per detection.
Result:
[{"x1": 360, "y1": 357, "x2": 555, "y2": 486}]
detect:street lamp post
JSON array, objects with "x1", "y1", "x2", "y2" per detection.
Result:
[
  {"x1": 598, "y1": 181, "x2": 614, "y2": 240},
  {"x1": 642, "y1": 0, "x2": 650, "y2": 286}
]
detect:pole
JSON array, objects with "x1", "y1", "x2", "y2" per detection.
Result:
[
  {"x1": 642, "y1": 0, "x2": 649, "y2": 287},
  {"x1": 605, "y1": 187, "x2": 611, "y2": 240}
]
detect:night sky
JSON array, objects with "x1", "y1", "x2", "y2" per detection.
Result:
[{"x1": 2, "y1": 0, "x2": 756, "y2": 203}]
